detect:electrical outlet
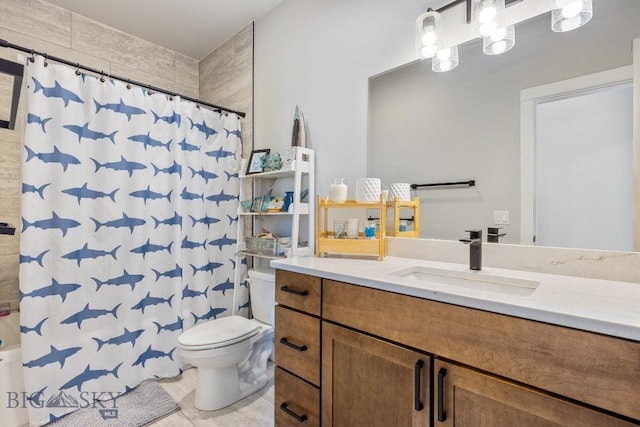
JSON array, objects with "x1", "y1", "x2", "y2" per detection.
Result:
[{"x1": 494, "y1": 210, "x2": 510, "y2": 225}]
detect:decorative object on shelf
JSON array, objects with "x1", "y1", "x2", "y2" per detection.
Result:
[
  {"x1": 246, "y1": 149, "x2": 270, "y2": 175},
  {"x1": 291, "y1": 105, "x2": 307, "y2": 147},
  {"x1": 261, "y1": 152, "x2": 282, "y2": 172},
  {"x1": 364, "y1": 222, "x2": 376, "y2": 239},
  {"x1": 333, "y1": 220, "x2": 347, "y2": 239},
  {"x1": 240, "y1": 200, "x2": 252, "y2": 212},
  {"x1": 267, "y1": 197, "x2": 284, "y2": 212},
  {"x1": 282, "y1": 191, "x2": 294, "y2": 212},
  {"x1": 550, "y1": 0, "x2": 592, "y2": 32},
  {"x1": 388, "y1": 183, "x2": 411, "y2": 201},
  {"x1": 347, "y1": 219, "x2": 359, "y2": 239},
  {"x1": 250, "y1": 196, "x2": 264, "y2": 213},
  {"x1": 355, "y1": 178, "x2": 381, "y2": 202},
  {"x1": 329, "y1": 178, "x2": 348, "y2": 203}
]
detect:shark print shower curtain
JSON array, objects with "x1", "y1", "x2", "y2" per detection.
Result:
[{"x1": 19, "y1": 56, "x2": 246, "y2": 426}]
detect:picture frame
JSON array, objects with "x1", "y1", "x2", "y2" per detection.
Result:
[
  {"x1": 246, "y1": 149, "x2": 270, "y2": 175},
  {"x1": 250, "y1": 196, "x2": 264, "y2": 213}
]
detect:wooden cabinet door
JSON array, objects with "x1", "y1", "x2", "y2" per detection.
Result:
[
  {"x1": 322, "y1": 322, "x2": 430, "y2": 427},
  {"x1": 434, "y1": 359, "x2": 637, "y2": 427}
]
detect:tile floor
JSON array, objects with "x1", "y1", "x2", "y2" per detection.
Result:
[{"x1": 153, "y1": 363, "x2": 275, "y2": 427}]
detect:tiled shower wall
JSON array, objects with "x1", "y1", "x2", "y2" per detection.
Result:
[{"x1": 0, "y1": 0, "x2": 221, "y2": 310}]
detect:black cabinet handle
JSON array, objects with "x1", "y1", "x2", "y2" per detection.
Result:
[
  {"x1": 280, "y1": 285, "x2": 309, "y2": 296},
  {"x1": 414, "y1": 360, "x2": 424, "y2": 411},
  {"x1": 280, "y1": 402, "x2": 308, "y2": 422},
  {"x1": 437, "y1": 367, "x2": 447, "y2": 422},
  {"x1": 280, "y1": 337, "x2": 308, "y2": 352}
]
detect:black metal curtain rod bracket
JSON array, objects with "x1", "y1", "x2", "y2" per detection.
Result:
[
  {"x1": 411, "y1": 180, "x2": 475, "y2": 190},
  {"x1": 0, "y1": 38, "x2": 246, "y2": 118}
]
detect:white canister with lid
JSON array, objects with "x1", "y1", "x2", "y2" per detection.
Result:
[{"x1": 330, "y1": 178, "x2": 348, "y2": 203}]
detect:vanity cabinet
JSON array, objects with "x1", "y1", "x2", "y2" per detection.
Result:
[{"x1": 274, "y1": 270, "x2": 640, "y2": 426}]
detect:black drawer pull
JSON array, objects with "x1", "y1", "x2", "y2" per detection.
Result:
[
  {"x1": 414, "y1": 360, "x2": 424, "y2": 411},
  {"x1": 280, "y1": 402, "x2": 308, "y2": 422},
  {"x1": 438, "y1": 367, "x2": 447, "y2": 422},
  {"x1": 280, "y1": 337, "x2": 308, "y2": 352},
  {"x1": 281, "y1": 285, "x2": 309, "y2": 296}
]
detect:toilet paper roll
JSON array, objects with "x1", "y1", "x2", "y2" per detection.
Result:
[
  {"x1": 355, "y1": 178, "x2": 381, "y2": 202},
  {"x1": 388, "y1": 183, "x2": 411, "y2": 201}
]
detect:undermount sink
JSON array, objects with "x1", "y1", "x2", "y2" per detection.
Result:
[{"x1": 388, "y1": 266, "x2": 540, "y2": 297}]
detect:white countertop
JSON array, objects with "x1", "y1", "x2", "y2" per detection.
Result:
[{"x1": 271, "y1": 256, "x2": 640, "y2": 341}]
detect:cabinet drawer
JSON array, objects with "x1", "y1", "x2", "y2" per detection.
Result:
[
  {"x1": 275, "y1": 305, "x2": 321, "y2": 386},
  {"x1": 275, "y1": 367, "x2": 320, "y2": 427},
  {"x1": 276, "y1": 270, "x2": 321, "y2": 315}
]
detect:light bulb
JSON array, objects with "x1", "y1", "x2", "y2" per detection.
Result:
[
  {"x1": 479, "y1": 1, "x2": 497, "y2": 24},
  {"x1": 479, "y1": 21, "x2": 497, "y2": 37},
  {"x1": 437, "y1": 48, "x2": 452, "y2": 61},
  {"x1": 492, "y1": 40, "x2": 507, "y2": 54},
  {"x1": 561, "y1": 0, "x2": 582, "y2": 19},
  {"x1": 439, "y1": 60, "x2": 453, "y2": 72},
  {"x1": 490, "y1": 27, "x2": 507, "y2": 42},
  {"x1": 560, "y1": 15, "x2": 581, "y2": 31},
  {"x1": 422, "y1": 30, "x2": 437, "y2": 46},
  {"x1": 421, "y1": 44, "x2": 438, "y2": 58}
]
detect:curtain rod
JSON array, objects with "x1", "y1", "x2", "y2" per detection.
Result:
[{"x1": 0, "y1": 38, "x2": 246, "y2": 118}]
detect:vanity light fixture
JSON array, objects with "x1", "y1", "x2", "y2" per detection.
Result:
[
  {"x1": 483, "y1": 24, "x2": 515, "y2": 55},
  {"x1": 432, "y1": 46, "x2": 460, "y2": 72},
  {"x1": 415, "y1": 9, "x2": 444, "y2": 59},
  {"x1": 550, "y1": 0, "x2": 592, "y2": 32},
  {"x1": 471, "y1": 0, "x2": 516, "y2": 55}
]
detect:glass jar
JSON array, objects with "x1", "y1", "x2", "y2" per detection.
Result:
[{"x1": 329, "y1": 178, "x2": 348, "y2": 203}]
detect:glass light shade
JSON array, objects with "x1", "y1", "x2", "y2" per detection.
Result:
[
  {"x1": 415, "y1": 11, "x2": 444, "y2": 59},
  {"x1": 432, "y1": 46, "x2": 459, "y2": 72},
  {"x1": 483, "y1": 25, "x2": 515, "y2": 55},
  {"x1": 471, "y1": 0, "x2": 507, "y2": 38},
  {"x1": 551, "y1": 0, "x2": 593, "y2": 32}
]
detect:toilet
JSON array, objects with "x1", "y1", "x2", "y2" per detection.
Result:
[{"x1": 178, "y1": 268, "x2": 275, "y2": 410}]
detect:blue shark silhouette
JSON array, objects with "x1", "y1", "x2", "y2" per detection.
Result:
[
  {"x1": 205, "y1": 147, "x2": 235, "y2": 162},
  {"x1": 63, "y1": 123, "x2": 118, "y2": 144},
  {"x1": 59, "y1": 363, "x2": 122, "y2": 392},
  {"x1": 229, "y1": 258, "x2": 237, "y2": 269},
  {"x1": 190, "y1": 261, "x2": 224, "y2": 275},
  {"x1": 91, "y1": 212, "x2": 146, "y2": 233},
  {"x1": 92, "y1": 328, "x2": 145, "y2": 350},
  {"x1": 61, "y1": 303, "x2": 121, "y2": 329},
  {"x1": 181, "y1": 236, "x2": 206, "y2": 250},
  {"x1": 188, "y1": 118, "x2": 217, "y2": 139},
  {"x1": 189, "y1": 215, "x2": 220, "y2": 228},
  {"x1": 227, "y1": 214, "x2": 238, "y2": 225},
  {"x1": 27, "y1": 113, "x2": 53, "y2": 133},
  {"x1": 188, "y1": 166, "x2": 218, "y2": 184},
  {"x1": 206, "y1": 190, "x2": 238, "y2": 206},
  {"x1": 25, "y1": 146, "x2": 80, "y2": 172},
  {"x1": 92, "y1": 270, "x2": 145, "y2": 291},
  {"x1": 153, "y1": 317, "x2": 183, "y2": 334},
  {"x1": 22, "y1": 182, "x2": 50, "y2": 199},
  {"x1": 26, "y1": 386, "x2": 47, "y2": 407},
  {"x1": 152, "y1": 212, "x2": 182, "y2": 229},
  {"x1": 151, "y1": 110, "x2": 181, "y2": 127},
  {"x1": 127, "y1": 132, "x2": 171, "y2": 151},
  {"x1": 132, "y1": 345, "x2": 176, "y2": 367},
  {"x1": 241, "y1": 258, "x2": 248, "y2": 265},
  {"x1": 20, "y1": 318, "x2": 48, "y2": 336},
  {"x1": 180, "y1": 187, "x2": 204, "y2": 201},
  {"x1": 209, "y1": 233, "x2": 237, "y2": 250},
  {"x1": 192, "y1": 307, "x2": 227, "y2": 323},
  {"x1": 177, "y1": 138, "x2": 199, "y2": 152},
  {"x1": 94, "y1": 98, "x2": 145, "y2": 121},
  {"x1": 32, "y1": 77, "x2": 83, "y2": 107},
  {"x1": 241, "y1": 279, "x2": 249, "y2": 288},
  {"x1": 22, "y1": 212, "x2": 81, "y2": 237},
  {"x1": 23, "y1": 345, "x2": 82, "y2": 369},
  {"x1": 20, "y1": 249, "x2": 50, "y2": 267},
  {"x1": 92, "y1": 155, "x2": 146, "y2": 177},
  {"x1": 238, "y1": 300, "x2": 250, "y2": 311},
  {"x1": 48, "y1": 414, "x2": 62, "y2": 423},
  {"x1": 212, "y1": 278, "x2": 234, "y2": 295},
  {"x1": 129, "y1": 185, "x2": 172, "y2": 204},
  {"x1": 62, "y1": 183, "x2": 119, "y2": 205},
  {"x1": 131, "y1": 292, "x2": 174, "y2": 314},
  {"x1": 152, "y1": 264, "x2": 182, "y2": 281},
  {"x1": 224, "y1": 171, "x2": 239, "y2": 181},
  {"x1": 182, "y1": 284, "x2": 208, "y2": 299},
  {"x1": 62, "y1": 243, "x2": 120, "y2": 266},
  {"x1": 152, "y1": 160, "x2": 182, "y2": 177},
  {"x1": 224, "y1": 128, "x2": 242, "y2": 139},
  {"x1": 130, "y1": 239, "x2": 172, "y2": 259}
]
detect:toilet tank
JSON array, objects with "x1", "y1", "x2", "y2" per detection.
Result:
[{"x1": 248, "y1": 268, "x2": 275, "y2": 325}]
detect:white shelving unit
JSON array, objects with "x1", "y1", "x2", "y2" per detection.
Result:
[{"x1": 233, "y1": 147, "x2": 315, "y2": 305}]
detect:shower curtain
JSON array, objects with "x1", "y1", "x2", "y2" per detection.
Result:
[{"x1": 19, "y1": 56, "x2": 247, "y2": 426}]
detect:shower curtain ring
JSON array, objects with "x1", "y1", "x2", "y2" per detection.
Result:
[
  {"x1": 99, "y1": 71, "x2": 105, "y2": 83},
  {"x1": 126, "y1": 79, "x2": 131, "y2": 90},
  {"x1": 43, "y1": 53, "x2": 48, "y2": 67},
  {"x1": 29, "y1": 50, "x2": 35, "y2": 63},
  {"x1": 147, "y1": 84, "x2": 152, "y2": 95},
  {"x1": 75, "y1": 63, "x2": 81, "y2": 75}
]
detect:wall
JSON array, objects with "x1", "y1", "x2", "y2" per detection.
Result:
[{"x1": 0, "y1": 0, "x2": 199, "y2": 310}]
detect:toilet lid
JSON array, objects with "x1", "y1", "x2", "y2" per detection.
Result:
[{"x1": 178, "y1": 315, "x2": 260, "y2": 350}]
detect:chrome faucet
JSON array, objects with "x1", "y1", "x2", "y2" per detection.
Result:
[{"x1": 459, "y1": 229, "x2": 482, "y2": 271}]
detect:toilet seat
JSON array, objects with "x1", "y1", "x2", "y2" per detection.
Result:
[{"x1": 178, "y1": 316, "x2": 260, "y2": 351}]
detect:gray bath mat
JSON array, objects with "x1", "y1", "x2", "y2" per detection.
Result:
[{"x1": 47, "y1": 380, "x2": 180, "y2": 427}]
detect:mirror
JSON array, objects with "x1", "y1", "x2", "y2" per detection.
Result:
[{"x1": 368, "y1": 0, "x2": 640, "y2": 251}]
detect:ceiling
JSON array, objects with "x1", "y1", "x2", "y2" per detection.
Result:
[{"x1": 44, "y1": 0, "x2": 285, "y2": 60}]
